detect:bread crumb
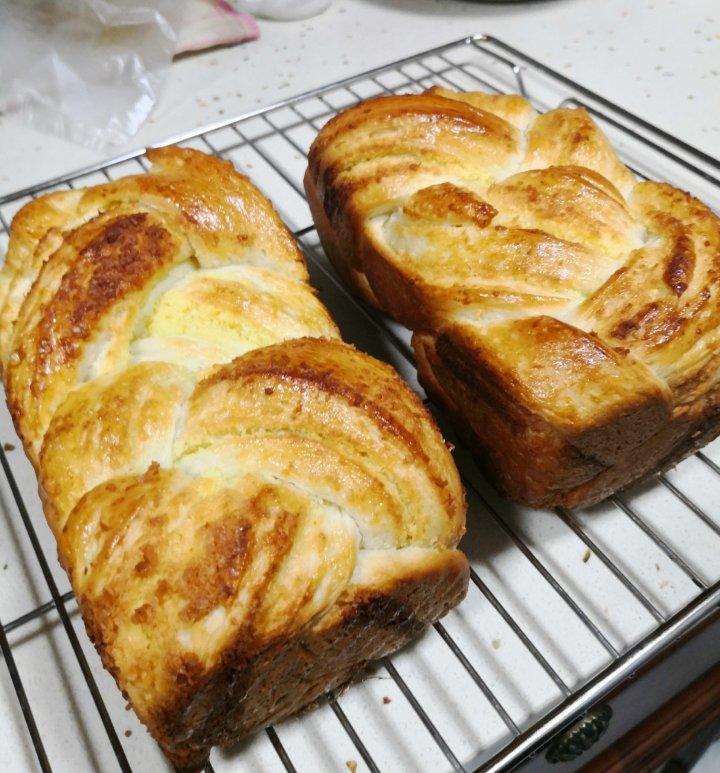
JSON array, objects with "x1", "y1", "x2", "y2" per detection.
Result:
[
  {"x1": 382, "y1": 696, "x2": 391, "y2": 704},
  {"x1": 124, "y1": 729, "x2": 132, "y2": 737},
  {"x1": 660, "y1": 580, "x2": 669, "y2": 589},
  {"x1": 656, "y1": 563, "x2": 661, "y2": 571},
  {"x1": 491, "y1": 638, "x2": 501, "y2": 650},
  {"x1": 125, "y1": 703, "x2": 131, "y2": 711},
  {"x1": 3, "y1": 442, "x2": 15, "y2": 451},
  {"x1": 346, "y1": 761, "x2": 357, "y2": 772},
  {"x1": 582, "y1": 549, "x2": 591, "y2": 563}
]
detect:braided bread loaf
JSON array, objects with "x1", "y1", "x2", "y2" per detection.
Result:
[
  {"x1": 0, "y1": 147, "x2": 468, "y2": 769},
  {"x1": 305, "y1": 88, "x2": 720, "y2": 508}
]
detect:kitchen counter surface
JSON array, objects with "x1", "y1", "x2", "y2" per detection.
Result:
[
  {"x1": 0, "y1": 0, "x2": 717, "y2": 198},
  {"x1": 0, "y1": 3, "x2": 719, "y2": 773}
]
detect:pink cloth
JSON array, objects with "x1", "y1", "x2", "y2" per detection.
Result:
[{"x1": 176, "y1": 0, "x2": 259, "y2": 55}]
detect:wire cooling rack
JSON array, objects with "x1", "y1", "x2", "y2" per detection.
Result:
[{"x1": 1, "y1": 34, "x2": 719, "y2": 773}]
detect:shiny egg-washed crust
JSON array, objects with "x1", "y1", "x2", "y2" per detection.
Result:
[
  {"x1": 0, "y1": 148, "x2": 467, "y2": 770},
  {"x1": 305, "y1": 87, "x2": 720, "y2": 508}
]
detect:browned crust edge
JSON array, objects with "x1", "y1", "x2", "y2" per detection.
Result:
[{"x1": 78, "y1": 548, "x2": 469, "y2": 771}]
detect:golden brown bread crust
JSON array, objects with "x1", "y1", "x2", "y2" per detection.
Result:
[
  {"x1": 305, "y1": 88, "x2": 720, "y2": 508},
  {"x1": 0, "y1": 148, "x2": 468, "y2": 769}
]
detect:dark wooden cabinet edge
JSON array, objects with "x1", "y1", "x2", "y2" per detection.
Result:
[{"x1": 582, "y1": 610, "x2": 720, "y2": 772}]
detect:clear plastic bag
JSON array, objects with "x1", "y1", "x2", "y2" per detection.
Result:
[{"x1": 0, "y1": 0, "x2": 187, "y2": 151}]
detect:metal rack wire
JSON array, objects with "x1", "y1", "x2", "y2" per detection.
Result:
[{"x1": 1, "y1": 34, "x2": 719, "y2": 773}]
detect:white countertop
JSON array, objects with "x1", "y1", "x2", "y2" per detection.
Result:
[
  {"x1": 0, "y1": 0, "x2": 718, "y2": 197},
  {"x1": 0, "y1": 4, "x2": 719, "y2": 772}
]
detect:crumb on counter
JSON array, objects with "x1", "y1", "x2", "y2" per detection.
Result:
[
  {"x1": 124, "y1": 729, "x2": 132, "y2": 738},
  {"x1": 491, "y1": 638, "x2": 501, "y2": 650},
  {"x1": 346, "y1": 761, "x2": 357, "y2": 772},
  {"x1": 382, "y1": 696, "x2": 391, "y2": 704},
  {"x1": 582, "y1": 549, "x2": 591, "y2": 563},
  {"x1": 3, "y1": 442, "x2": 15, "y2": 451}
]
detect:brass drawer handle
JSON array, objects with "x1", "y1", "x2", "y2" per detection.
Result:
[{"x1": 546, "y1": 705, "x2": 613, "y2": 763}]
